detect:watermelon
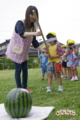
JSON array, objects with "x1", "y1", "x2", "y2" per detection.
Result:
[{"x1": 4, "y1": 88, "x2": 32, "y2": 118}]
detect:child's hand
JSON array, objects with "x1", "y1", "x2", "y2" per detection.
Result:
[
  {"x1": 49, "y1": 55, "x2": 54, "y2": 59},
  {"x1": 71, "y1": 45, "x2": 75, "y2": 49},
  {"x1": 44, "y1": 53, "x2": 49, "y2": 57},
  {"x1": 42, "y1": 50, "x2": 46, "y2": 54}
]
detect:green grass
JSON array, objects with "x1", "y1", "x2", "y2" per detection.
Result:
[{"x1": 0, "y1": 67, "x2": 80, "y2": 120}]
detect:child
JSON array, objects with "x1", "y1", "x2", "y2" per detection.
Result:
[
  {"x1": 66, "y1": 39, "x2": 73, "y2": 79},
  {"x1": 61, "y1": 45, "x2": 68, "y2": 79},
  {"x1": 39, "y1": 46, "x2": 48, "y2": 80},
  {"x1": 64, "y1": 39, "x2": 79, "y2": 81},
  {"x1": 45, "y1": 32, "x2": 63, "y2": 92}
]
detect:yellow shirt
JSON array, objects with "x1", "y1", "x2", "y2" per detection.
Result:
[{"x1": 48, "y1": 45, "x2": 61, "y2": 62}]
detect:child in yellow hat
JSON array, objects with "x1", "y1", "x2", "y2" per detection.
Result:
[
  {"x1": 64, "y1": 39, "x2": 79, "y2": 81},
  {"x1": 39, "y1": 46, "x2": 48, "y2": 80},
  {"x1": 61, "y1": 45, "x2": 68, "y2": 79},
  {"x1": 44, "y1": 32, "x2": 63, "y2": 92}
]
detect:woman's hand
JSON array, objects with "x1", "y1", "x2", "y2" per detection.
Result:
[
  {"x1": 35, "y1": 31, "x2": 42, "y2": 36},
  {"x1": 23, "y1": 31, "x2": 42, "y2": 37}
]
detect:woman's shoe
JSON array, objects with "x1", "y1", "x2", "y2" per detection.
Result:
[{"x1": 25, "y1": 88, "x2": 33, "y2": 93}]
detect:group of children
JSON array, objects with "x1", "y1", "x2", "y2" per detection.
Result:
[
  {"x1": 61, "y1": 39, "x2": 79, "y2": 81},
  {"x1": 39, "y1": 32, "x2": 79, "y2": 93}
]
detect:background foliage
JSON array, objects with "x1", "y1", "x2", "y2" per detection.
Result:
[{"x1": 0, "y1": 57, "x2": 40, "y2": 70}]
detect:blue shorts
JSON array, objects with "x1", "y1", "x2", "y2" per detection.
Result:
[{"x1": 41, "y1": 66, "x2": 47, "y2": 75}]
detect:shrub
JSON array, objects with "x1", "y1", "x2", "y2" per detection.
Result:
[{"x1": 0, "y1": 57, "x2": 40, "y2": 70}]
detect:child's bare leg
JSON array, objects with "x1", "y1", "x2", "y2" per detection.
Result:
[
  {"x1": 46, "y1": 73, "x2": 53, "y2": 92},
  {"x1": 48, "y1": 73, "x2": 53, "y2": 86},
  {"x1": 41, "y1": 75, "x2": 44, "y2": 80},
  {"x1": 46, "y1": 74, "x2": 48, "y2": 80},
  {"x1": 64, "y1": 68, "x2": 67, "y2": 78},
  {"x1": 73, "y1": 67, "x2": 78, "y2": 80},
  {"x1": 56, "y1": 72, "x2": 63, "y2": 91},
  {"x1": 68, "y1": 67, "x2": 72, "y2": 79},
  {"x1": 53, "y1": 72, "x2": 57, "y2": 79},
  {"x1": 56, "y1": 72, "x2": 62, "y2": 85},
  {"x1": 75, "y1": 67, "x2": 78, "y2": 76}
]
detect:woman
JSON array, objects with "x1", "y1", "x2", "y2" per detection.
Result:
[{"x1": 6, "y1": 6, "x2": 42, "y2": 92}]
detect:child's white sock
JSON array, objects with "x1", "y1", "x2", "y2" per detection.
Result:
[
  {"x1": 46, "y1": 86, "x2": 52, "y2": 92},
  {"x1": 58, "y1": 85, "x2": 63, "y2": 88},
  {"x1": 58, "y1": 85, "x2": 63, "y2": 91}
]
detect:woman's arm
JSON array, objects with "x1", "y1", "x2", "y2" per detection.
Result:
[
  {"x1": 32, "y1": 36, "x2": 43, "y2": 52},
  {"x1": 23, "y1": 31, "x2": 42, "y2": 37},
  {"x1": 15, "y1": 20, "x2": 42, "y2": 37},
  {"x1": 15, "y1": 20, "x2": 25, "y2": 38}
]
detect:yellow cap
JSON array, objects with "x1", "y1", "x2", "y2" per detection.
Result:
[
  {"x1": 66, "y1": 39, "x2": 70, "y2": 43},
  {"x1": 67, "y1": 40, "x2": 75, "y2": 44},
  {"x1": 43, "y1": 46, "x2": 46, "y2": 48},
  {"x1": 47, "y1": 32, "x2": 56, "y2": 37},
  {"x1": 61, "y1": 45, "x2": 67, "y2": 47}
]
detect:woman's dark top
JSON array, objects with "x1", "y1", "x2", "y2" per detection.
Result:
[{"x1": 15, "y1": 20, "x2": 39, "y2": 48}]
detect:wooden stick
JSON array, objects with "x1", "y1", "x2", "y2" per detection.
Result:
[{"x1": 32, "y1": 10, "x2": 49, "y2": 52}]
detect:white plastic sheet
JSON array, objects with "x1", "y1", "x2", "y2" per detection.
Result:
[{"x1": 0, "y1": 104, "x2": 55, "y2": 120}]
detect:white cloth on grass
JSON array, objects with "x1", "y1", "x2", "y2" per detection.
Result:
[{"x1": 0, "y1": 103, "x2": 55, "y2": 120}]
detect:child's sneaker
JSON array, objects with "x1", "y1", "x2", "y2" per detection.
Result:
[
  {"x1": 46, "y1": 86, "x2": 52, "y2": 92},
  {"x1": 74, "y1": 76, "x2": 78, "y2": 81},
  {"x1": 61, "y1": 75, "x2": 64, "y2": 78},
  {"x1": 70, "y1": 77, "x2": 75, "y2": 81},
  {"x1": 70, "y1": 76, "x2": 72, "y2": 79},
  {"x1": 64, "y1": 76, "x2": 67, "y2": 79},
  {"x1": 58, "y1": 86, "x2": 63, "y2": 92}
]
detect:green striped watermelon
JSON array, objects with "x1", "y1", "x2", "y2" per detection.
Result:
[{"x1": 4, "y1": 88, "x2": 32, "y2": 118}]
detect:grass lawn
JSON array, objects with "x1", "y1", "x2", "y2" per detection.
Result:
[{"x1": 0, "y1": 67, "x2": 80, "y2": 120}]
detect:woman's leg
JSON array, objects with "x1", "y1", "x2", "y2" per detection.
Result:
[
  {"x1": 22, "y1": 61, "x2": 28, "y2": 88},
  {"x1": 14, "y1": 62, "x2": 22, "y2": 88}
]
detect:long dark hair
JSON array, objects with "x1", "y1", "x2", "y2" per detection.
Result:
[{"x1": 24, "y1": 5, "x2": 39, "y2": 30}]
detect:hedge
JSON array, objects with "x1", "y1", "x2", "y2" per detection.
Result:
[{"x1": 0, "y1": 57, "x2": 40, "y2": 70}]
